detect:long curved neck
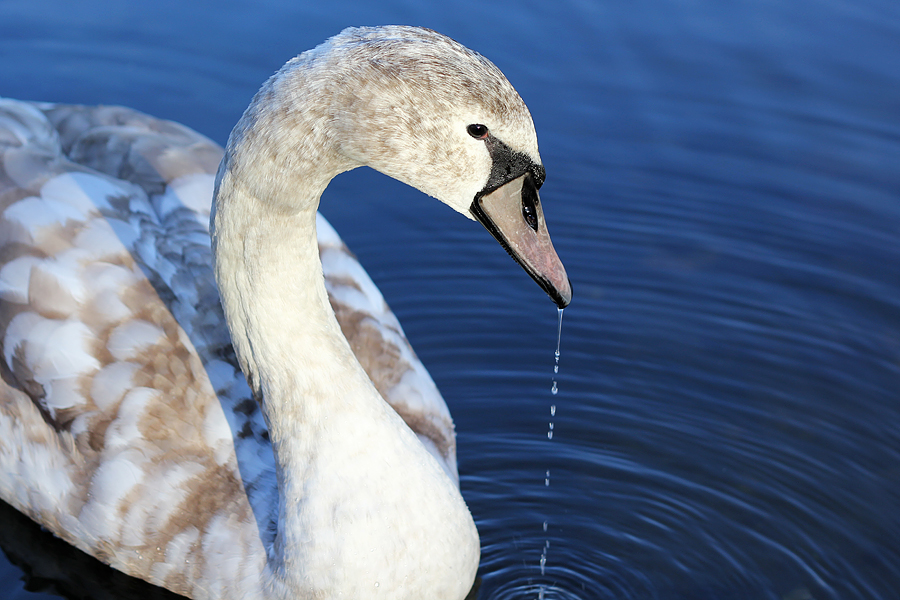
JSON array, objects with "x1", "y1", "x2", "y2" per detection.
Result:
[
  {"x1": 211, "y1": 85, "x2": 385, "y2": 583},
  {"x1": 212, "y1": 160, "x2": 372, "y2": 530},
  {"x1": 212, "y1": 129, "x2": 478, "y2": 599},
  {"x1": 211, "y1": 56, "x2": 366, "y2": 413},
  {"x1": 210, "y1": 49, "x2": 479, "y2": 598},
  {"x1": 213, "y1": 182, "x2": 368, "y2": 409}
]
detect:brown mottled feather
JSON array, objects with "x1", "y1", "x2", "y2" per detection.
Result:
[{"x1": 0, "y1": 98, "x2": 458, "y2": 597}]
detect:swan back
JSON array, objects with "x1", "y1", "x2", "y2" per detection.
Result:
[{"x1": 0, "y1": 97, "x2": 461, "y2": 597}]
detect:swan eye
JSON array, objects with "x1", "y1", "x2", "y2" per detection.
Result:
[{"x1": 467, "y1": 124, "x2": 489, "y2": 139}]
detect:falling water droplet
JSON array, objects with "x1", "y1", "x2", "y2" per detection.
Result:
[
  {"x1": 540, "y1": 308, "x2": 565, "y2": 585},
  {"x1": 550, "y1": 308, "x2": 563, "y2": 395}
]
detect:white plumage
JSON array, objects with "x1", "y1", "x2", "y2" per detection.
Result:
[{"x1": 0, "y1": 26, "x2": 570, "y2": 599}]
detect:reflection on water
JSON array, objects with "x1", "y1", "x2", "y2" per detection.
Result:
[{"x1": 2, "y1": 0, "x2": 899, "y2": 598}]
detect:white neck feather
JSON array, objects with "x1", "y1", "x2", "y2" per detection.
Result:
[{"x1": 210, "y1": 45, "x2": 479, "y2": 599}]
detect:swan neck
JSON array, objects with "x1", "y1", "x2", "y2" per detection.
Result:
[
  {"x1": 212, "y1": 174, "x2": 386, "y2": 578},
  {"x1": 212, "y1": 169, "x2": 376, "y2": 419},
  {"x1": 209, "y1": 41, "x2": 480, "y2": 594}
]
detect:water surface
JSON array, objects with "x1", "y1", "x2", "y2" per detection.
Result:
[{"x1": 1, "y1": 0, "x2": 898, "y2": 598}]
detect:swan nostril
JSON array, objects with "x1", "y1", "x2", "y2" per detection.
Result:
[
  {"x1": 522, "y1": 197, "x2": 538, "y2": 231},
  {"x1": 522, "y1": 197, "x2": 538, "y2": 232},
  {"x1": 466, "y1": 124, "x2": 488, "y2": 139},
  {"x1": 521, "y1": 175, "x2": 540, "y2": 232}
]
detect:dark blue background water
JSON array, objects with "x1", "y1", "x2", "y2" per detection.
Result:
[{"x1": 2, "y1": 0, "x2": 899, "y2": 598}]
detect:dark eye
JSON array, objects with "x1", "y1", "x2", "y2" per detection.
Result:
[{"x1": 467, "y1": 124, "x2": 488, "y2": 139}]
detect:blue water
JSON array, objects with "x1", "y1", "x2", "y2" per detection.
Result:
[{"x1": 2, "y1": 0, "x2": 899, "y2": 598}]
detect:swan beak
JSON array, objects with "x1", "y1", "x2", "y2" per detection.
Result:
[{"x1": 471, "y1": 173, "x2": 572, "y2": 308}]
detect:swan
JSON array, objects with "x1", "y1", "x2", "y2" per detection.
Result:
[{"x1": 0, "y1": 25, "x2": 571, "y2": 600}]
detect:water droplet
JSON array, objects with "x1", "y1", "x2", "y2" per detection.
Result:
[
  {"x1": 550, "y1": 308, "x2": 564, "y2": 396},
  {"x1": 539, "y1": 308, "x2": 564, "y2": 587},
  {"x1": 374, "y1": 582, "x2": 379, "y2": 588}
]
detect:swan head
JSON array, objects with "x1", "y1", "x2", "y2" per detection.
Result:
[{"x1": 239, "y1": 26, "x2": 572, "y2": 307}]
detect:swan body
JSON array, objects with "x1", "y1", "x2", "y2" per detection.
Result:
[{"x1": 0, "y1": 26, "x2": 570, "y2": 599}]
